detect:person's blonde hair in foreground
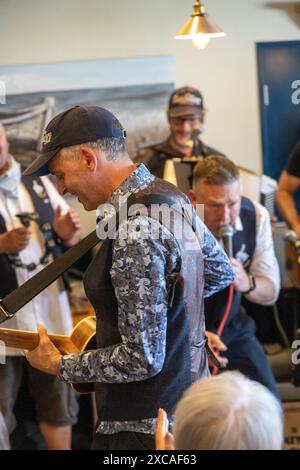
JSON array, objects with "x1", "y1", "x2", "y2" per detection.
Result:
[{"x1": 156, "y1": 371, "x2": 283, "y2": 450}]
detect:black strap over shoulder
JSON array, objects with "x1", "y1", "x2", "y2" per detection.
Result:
[
  {"x1": 131, "y1": 194, "x2": 196, "y2": 232},
  {"x1": 0, "y1": 193, "x2": 196, "y2": 322}
]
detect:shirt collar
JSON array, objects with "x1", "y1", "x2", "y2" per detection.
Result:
[
  {"x1": 107, "y1": 164, "x2": 154, "y2": 210},
  {"x1": 235, "y1": 215, "x2": 243, "y2": 232}
]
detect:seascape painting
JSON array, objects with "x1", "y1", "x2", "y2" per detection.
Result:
[
  {"x1": 0, "y1": 56, "x2": 175, "y2": 165},
  {"x1": 0, "y1": 56, "x2": 175, "y2": 235}
]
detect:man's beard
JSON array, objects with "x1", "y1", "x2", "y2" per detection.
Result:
[{"x1": 171, "y1": 135, "x2": 192, "y2": 149}]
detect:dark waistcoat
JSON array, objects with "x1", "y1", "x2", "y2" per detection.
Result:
[
  {"x1": 205, "y1": 197, "x2": 256, "y2": 342},
  {"x1": 83, "y1": 177, "x2": 208, "y2": 422}
]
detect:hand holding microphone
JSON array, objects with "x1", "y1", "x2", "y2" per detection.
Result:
[
  {"x1": 218, "y1": 224, "x2": 253, "y2": 293},
  {"x1": 230, "y1": 258, "x2": 253, "y2": 293}
]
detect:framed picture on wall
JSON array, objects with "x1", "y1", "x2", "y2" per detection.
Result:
[{"x1": 0, "y1": 56, "x2": 175, "y2": 166}]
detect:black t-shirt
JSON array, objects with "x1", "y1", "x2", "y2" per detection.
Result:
[{"x1": 286, "y1": 140, "x2": 300, "y2": 177}]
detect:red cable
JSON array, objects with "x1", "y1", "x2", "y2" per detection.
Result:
[
  {"x1": 216, "y1": 284, "x2": 234, "y2": 338},
  {"x1": 211, "y1": 283, "x2": 234, "y2": 376}
]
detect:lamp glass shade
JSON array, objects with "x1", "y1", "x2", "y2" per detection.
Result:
[{"x1": 192, "y1": 35, "x2": 211, "y2": 49}]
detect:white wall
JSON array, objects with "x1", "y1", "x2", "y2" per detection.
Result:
[{"x1": 0, "y1": 0, "x2": 299, "y2": 171}]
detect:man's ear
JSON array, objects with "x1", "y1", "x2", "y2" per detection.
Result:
[
  {"x1": 189, "y1": 189, "x2": 197, "y2": 206},
  {"x1": 80, "y1": 146, "x2": 98, "y2": 172}
]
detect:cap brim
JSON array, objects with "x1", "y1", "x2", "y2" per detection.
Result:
[
  {"x1": 23, "y1": 149, "x2": 59, "y2": 176},
  {"x1": 168, "y1": 106, "x2": 203, "y2": 118}
]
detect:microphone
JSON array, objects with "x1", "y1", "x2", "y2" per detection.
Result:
[
  {"x1": 185, "y1": 124, "x2": 203, "y2": 157},
  {"x1": 217, "y1": 224, "x2": 234, "y2": 258},
  {"x1": 191, "y1": 127, "x2": 201, "y2": 139},
  {"x1": 188, "y1": 127, "x2": 200, "y2": 159}
]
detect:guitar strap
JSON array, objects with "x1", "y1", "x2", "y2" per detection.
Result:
[{"x1": 0, "y1": 193, "x2": 196, "y2": 323}]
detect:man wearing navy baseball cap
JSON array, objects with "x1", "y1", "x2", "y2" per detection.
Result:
[
  {"x1": 24, "y1": 105, "x2": 127, "y2": 178},
  {"x1": 24, "y1": 105, "x2": 234, "y2": 450}
]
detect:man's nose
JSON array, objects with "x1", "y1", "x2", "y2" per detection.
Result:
[
  {"x1": 220, "y1": 205, "x2": 231, "y2": 223},
  {"x1": 181, "y1": 120, "x2": 193, "y2": 132},
  {"x1": 57, "y1": 180, "x2": 67, "y2": 196}
]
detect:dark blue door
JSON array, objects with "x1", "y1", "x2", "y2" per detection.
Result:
[{"x1": 257, "y1": 40, "x2": 300, "y2": 213}]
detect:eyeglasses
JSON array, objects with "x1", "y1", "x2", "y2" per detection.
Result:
[{"x1": 170, "y1": 116, "x2": 201, "y2": 125}]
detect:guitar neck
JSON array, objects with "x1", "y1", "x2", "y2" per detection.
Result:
[{"x1": 0, "y1": 328, "x2": 79, "y2": 355}]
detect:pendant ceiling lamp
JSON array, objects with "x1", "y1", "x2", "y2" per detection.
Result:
[{"x1": 174, "y1": 1, "x2": 226, "y2": 49}]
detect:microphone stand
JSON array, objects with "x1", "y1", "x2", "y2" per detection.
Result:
[{"x1": 191, "y1": 128, "x2": 201, "y2": 158}]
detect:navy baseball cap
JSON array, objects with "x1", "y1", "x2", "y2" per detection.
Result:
[
  {"x1": 23, "y1": 105, "x2": 127, "y2": 176},
  {"x1": 168, "y1": 86, "x2": 204, "y2": 118}
]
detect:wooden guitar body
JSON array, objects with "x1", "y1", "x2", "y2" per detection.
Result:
[{"x1": 0, "y1": 316, "x2": 96, "y2": 393}]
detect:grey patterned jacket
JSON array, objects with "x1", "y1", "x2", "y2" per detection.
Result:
[{"x1": 60, "y1": 164, "x2": 235, "y2": 435}]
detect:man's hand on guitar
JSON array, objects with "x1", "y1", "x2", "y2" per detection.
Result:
[
  {"x1": 24, "y1": 324, "x2": 62, "y2": 375},
  {"x1": 206, "y1": 330, "x2": 228, "y2": 369}
]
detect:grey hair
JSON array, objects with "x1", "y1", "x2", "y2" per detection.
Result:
[
  {"x1": 60, "y1": 137, "x2": 126, "y2": 162},
  {"x1": 173, "y1": 371, "x2": 283, "y2": 450}
]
